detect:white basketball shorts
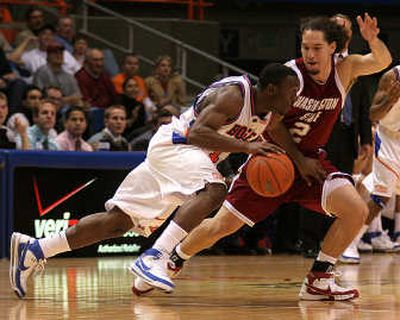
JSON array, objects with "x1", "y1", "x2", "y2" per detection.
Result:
[
  {"x1": 370, "y1": 126, "x2": 400, "y2": 198},
  {"x1": 105, "y1": 126, "x2": 225, "y2": 237}
]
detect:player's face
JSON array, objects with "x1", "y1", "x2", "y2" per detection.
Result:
[
  {"x1": 274, "y1": 75, "x2": 300, "y2": 115},
  {"x1": 301, "y1": 30, "x2": 336, "y2": 75}
]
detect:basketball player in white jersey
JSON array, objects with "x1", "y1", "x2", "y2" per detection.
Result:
[
  {"x1": 343, "y1": 67, "x2": 400, "y2": 259},
  {"x1": 9, "y1": 63, "x2": 300, "y2": 298},
  {"x1": 132, "y1": 13, "x2": 391, "y2": 300}
]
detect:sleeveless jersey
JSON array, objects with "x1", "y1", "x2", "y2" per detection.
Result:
[
  {"x1": 284, "y1": 57, "x2": 346, "y2": 154},
  {"x1": 168, "y1": 75, "x2": 271, "y2": 164},
  {"x1": 379, "y1": 66, "x2": 400, "y2": 133}
]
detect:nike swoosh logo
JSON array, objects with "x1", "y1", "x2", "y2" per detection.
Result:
[{"x1": 33, "y1": 176, "x2": 96, "y2": 217}]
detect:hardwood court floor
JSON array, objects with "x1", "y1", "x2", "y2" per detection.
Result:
[{"x1": 1, "y1": 254, "x2": 400, "y2": 319}]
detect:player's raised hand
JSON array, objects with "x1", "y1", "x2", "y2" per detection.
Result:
[
  {"x1": 357, "y1": 13, "x2": 380, "y2": 43},
  {"x1": 246, "y1": 141, "x2": 285, "y2": 155}
]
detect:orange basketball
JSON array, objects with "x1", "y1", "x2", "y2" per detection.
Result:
[{"x1": 246, "y1": 153, "x2": 295, "y2": 197}]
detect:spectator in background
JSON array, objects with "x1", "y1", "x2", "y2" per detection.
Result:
[
  {"x1": 33, "y1": 41, "x2": 82, "y2": 107},
  {"x1": 0, "y1": 31, "x2": 12, "y2": 54},
  {"x1": 0, "y1": 92, "x2": 29, "y2": 149},
  {"x1": 19, "y1": 99, "x2": 59, "y2": 150},
  {"x1": 117, "y1": 77, "x2": 147, "y2": 139},
  {"x1": 130, "y1": 106, "x2": 174, "y2": 151},
  {"x1": 72, "y1": 36, "x2": 88, "y2": 68},
  {"x1": 145, "y1": 55, "x2": 186, "y2": 113},
  {"x1": 56, "y1": 106, "x2": 92, "y2": 151},
  {"x1": 43, "y1": 85, "x2": 71, "y2": 132},
  {"x1": 55, "y1": 16, "x2": 75, "y2": 53},
  {"x1": 14, "y1": 7, "x2": 44, "y2": 51},
  {"x1": 88, "y1": 105, "x2": 130, "y2": 151},
  {"x1": 0, "y1": 47, "x2": 27, "y2": 111},
  {"x1": 20, "y1": 24, "x2": 80, "y2": 79},
  {"x1": 75, "y1": 48, "x2": 116, "y2": 109},
  {"x1": 18, "y1": 85, "x2": 42, "y2": 124}
]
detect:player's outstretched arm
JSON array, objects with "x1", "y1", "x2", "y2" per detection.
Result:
[
  {"x1": 370, "y1": 69, "x2": 400, "y2": 122},
  {"x1": 342, "y1": 13, "x2": 391, "y2": 83}
]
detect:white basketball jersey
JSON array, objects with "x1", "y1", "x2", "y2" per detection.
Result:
[
  {"x1": 379, "y1": 66, "x2": 400, "y2": 133},
  {"x1": 167, "y1": 75, "x2": 271, "y2": 164}
]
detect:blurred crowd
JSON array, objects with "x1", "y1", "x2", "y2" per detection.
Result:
[{"x1": 0, "y1": 7, "x2": 186, "y2": 152}]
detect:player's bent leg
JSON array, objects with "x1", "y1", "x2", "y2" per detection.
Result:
[
  {"x1": 10, "y1": 207, "x2": 133, "y2": 299},
  {"x1": 131, "y1": 204, "x2": 245, "y2": 296},
  {"x1": 131, "y1": 183, "x2": 227, "y2": 293},
  {"x1": 66, "y1": 207, "x2": 133, "y2": 249},
  {"x1": 322, "y1": 182, "x2": 368, "y2": 258},
  {"x1": 180, "y1": 205, "x2": 246, "y2": 257},
  {"x1": 300, "y1": 179, "x2": 367, "y2": 301}
]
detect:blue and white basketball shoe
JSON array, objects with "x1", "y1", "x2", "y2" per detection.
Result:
[
  {"x1": 130, "y1": 248, "x2": 175, "y2": 293},
  {"x1": 132, "y1": 257, "x2": 183, "y2": 296},
  {"x1": 9, "y1": 232, "x2": 46, "y2": 298}
]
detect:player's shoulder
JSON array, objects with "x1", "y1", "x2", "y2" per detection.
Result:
[{"x1": 215, "y1": 83, "x2": 244, "y2": 105}]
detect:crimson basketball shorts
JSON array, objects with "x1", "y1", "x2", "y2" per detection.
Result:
[{"x1": 224, "y1": 152, "x2": 338, "y2": 227}]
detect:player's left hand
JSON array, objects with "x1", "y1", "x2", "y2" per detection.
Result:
[{"x1": 357, "y1": 13, "x2": 380, "y2": 43}]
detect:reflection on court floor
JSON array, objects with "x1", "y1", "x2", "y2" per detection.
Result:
[{"x1": 1, "y1": 255, "x2": 400, "y2": 319}]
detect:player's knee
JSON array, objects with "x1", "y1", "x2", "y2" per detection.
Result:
[
  {"x1": 105, "y1": 207, "x2": 133, "y2": 236},
  {"x1": 205, "y1": 183, "x2": 227, "y2": 210}
]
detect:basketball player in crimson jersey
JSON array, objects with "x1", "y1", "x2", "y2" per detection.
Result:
[{"x1": 132, "y1": 13, "x2": 392, "y2": 300}]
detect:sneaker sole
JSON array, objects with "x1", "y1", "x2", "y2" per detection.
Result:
[
  {"x1": 9, "y1": 233, "x2": 24, "y2": 298},
  {"x1": 131, "y1": 284, "x2": 155, "y2": 297},
  {"x1": 299, "y1": 291, "x2": 358, "y2": 301},
  {"x1": 338, "y1": 257, "x2": 360, "y2": 264},
  {"x1": 129, "y1": 260, "x2": 175, "y2": 293}
]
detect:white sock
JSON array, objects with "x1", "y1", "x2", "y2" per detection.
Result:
[
  {"x1": 316, "y1": 251, "x2": 337, "y2": 265},
  {"x1": 368, "y1": 214, "x2": 383, "y2": 233},
  {"x1": 38, "y1": 231, "x2": 71, "y2": 258},
  {"x1": 176, "y1": 243, "x2": 192, "y2": 260},
  {"x1": 153, "y1": 221, "x2": 188, "y2": 255},
  {"x1": 395, "y1": 213, "x2": 400, "y2": 233}
]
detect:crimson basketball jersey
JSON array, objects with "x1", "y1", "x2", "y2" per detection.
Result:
[{"x1": 284, "y1": 57, "x2": 346, "y2": 154}]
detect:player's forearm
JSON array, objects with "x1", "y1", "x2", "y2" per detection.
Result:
[
  {"x1": 266, "y1": 122, "x2": 305, "y2": 167},
  {"x1": 187, "y1": 126, "x2": 250, "y2": 153},
  {"x1": 368, "y1": 37, "x2": 392, "y2": 71}
]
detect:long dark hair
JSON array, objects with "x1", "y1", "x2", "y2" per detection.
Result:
[{"x1": 301, "y1": 16, "x2": 349, "y2": 53}]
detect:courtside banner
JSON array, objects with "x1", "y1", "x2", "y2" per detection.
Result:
[
  {"x1": 13, "y1": 166, "x2": 153, "y2": 257},
  {"x1": 5, "y1": 150, "x2": 152, "y2": 257}
]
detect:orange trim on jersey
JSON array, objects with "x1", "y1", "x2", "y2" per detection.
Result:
[{"x1": 376, "y1": 156, "x2": 400, "y2": 180}]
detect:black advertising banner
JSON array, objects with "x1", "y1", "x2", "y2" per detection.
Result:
[{"x1": 13, "y1": 167, "x2": 154, "y2": 257}]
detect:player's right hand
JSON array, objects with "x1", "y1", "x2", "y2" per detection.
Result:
[
  {"x1": 296, "y1": 157, "x2": 326, "y2": 186},
  {"x1": 246, "y1": 141, "x2": 285, "y2": 155}
]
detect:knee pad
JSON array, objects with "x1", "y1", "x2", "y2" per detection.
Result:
[{"x1": 321, "y1": 172, "x2": 355, "y2": 216}]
